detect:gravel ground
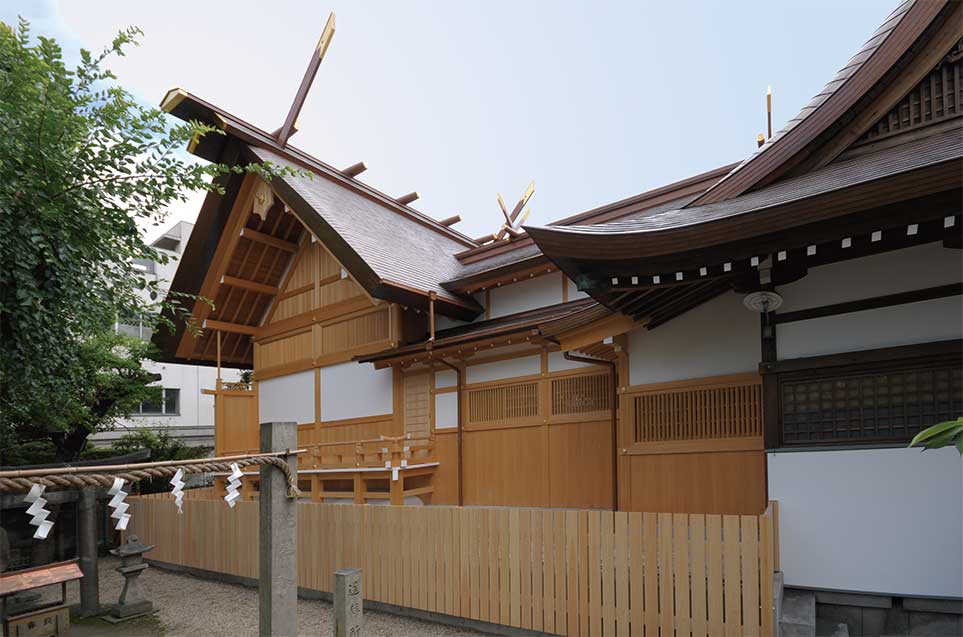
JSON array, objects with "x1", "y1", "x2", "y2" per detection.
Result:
[{"x1": 56, "y1": 557, "x2": 491, "y2": 636}]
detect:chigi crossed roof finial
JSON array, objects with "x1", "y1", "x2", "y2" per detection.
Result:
[
  {"x1": 273, "y1": 12, "x2": 337, "y2": 147},
  {"x1": 475, "y1": 180, "x2": 535, "y2": 245}
]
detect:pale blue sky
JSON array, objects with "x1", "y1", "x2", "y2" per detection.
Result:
[{"x1": 5, "y1": 1, "x2": 894, "y2": 241}]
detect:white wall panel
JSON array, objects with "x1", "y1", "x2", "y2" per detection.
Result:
[
  {"x1": 776, "y1": 243, "x2": 962, "y2": 360},
  {"x1": 547, "y1": 351, "x2": 596, "y2": 372},
  {"x1": 466, "y1": 355, "x2": 541, "y2": 384},
  {"x1": 768, "y1": 447, "x2": 962, "y2": 597},
  {"x1": 434, "y1": 393, "x2": 458, "y2": 429},
  {"x1": 435, "y1": 369, "x2": 458, "y2": 389},
  {"x1": 488, "y1": 275, "x2": 562, "y2": 319},
  {"x1": 628, "y1": 292, "x2": 759, "y2": 386},
  {"x1": 778, "y1": 296, "x2": 962, "y2": 359},
  {"x1": 321, "y1": 362, "x2": 392, "y2": 421},
  {"x1": 778, "y1": 243, "x2": 961, "y2": 312},
  {"x1": 258, "y1": 369, "x2": 315, "y2": 425},
  {"x1": 567, "y1": 276, "x2": 589, "y2": 301}
]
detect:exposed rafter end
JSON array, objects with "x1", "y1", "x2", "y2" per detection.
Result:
[
  {"x1": 473, "y1": 233, "x2": 498, "y2": 245},
  {"x1": 396, "y1": 191, "x2": 420, "y2": 206},
  {"x1": 342, "y1": 161, "x2": 368, "y2": 178},
  {"x1": 438, "y1": 214, "x2": 462, "y2": 227}
]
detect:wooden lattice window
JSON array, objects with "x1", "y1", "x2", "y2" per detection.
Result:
[
  {"x1": 781, "y1": 364, "x2": 963, "y2": 445},
  {"x1": 551, "y1": 373, "x2": 610, "y2": 416},
  {"x1": 467, "y1": 381, "x2": 539, "y2": 426},
  {"x1": 629, "y1": 377, "x2": 762, "y2": 444}
]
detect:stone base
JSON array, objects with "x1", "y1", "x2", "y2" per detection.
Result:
[
  {"x1": 101, "y1": 607, "x2": 158, "y2": 624},
  {"x1": 109, "y1": 600, "x2": 154, "y2": 619}
]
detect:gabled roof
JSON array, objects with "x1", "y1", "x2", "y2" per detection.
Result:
[
  {"x1": 248, "y1": 146, "x2": 482, "y2": 317},
  {"x1": 690, "y1": 0, "x2": 959, "y2": 205}
]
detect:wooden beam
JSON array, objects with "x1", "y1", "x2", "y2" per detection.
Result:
[
  {"x1": 221, "y1": 275, "x2": 280, "y2": 296},
  {"x1": 240, "y1": 227, "x2": 298, "y2": 252},
  {"x1": 774, "y1": 283, "x2": 963, "y2": 325},
  {"x1": 277, "y1": 12, "x2": 336, "y2": 147},
  {"x1": 396, "y1": 191, "x2": 420, "y2": 205},
  {"x1": 342, "y1": 161, "x2": 368, "y2": 178},
  {"x1": 203, "y1": 319, "x2": 257, "y2": 336},
  {"x1": 438, "y1": 214, "x2": 462, "y2": 227},
  {"x1": 473, "y1": 233, "x2": 498, "y2": 245},
  {"x1": 175, "y1": 173, "x2": 258, "y2": 360}
]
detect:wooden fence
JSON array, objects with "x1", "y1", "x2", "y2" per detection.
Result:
[{"x1": 129, "y1": 497, "x2": 777, "y2": 636}]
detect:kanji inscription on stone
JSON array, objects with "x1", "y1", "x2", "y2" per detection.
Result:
[{"x1": 334, "y1": 567, "x2": 363, "y2": 637}]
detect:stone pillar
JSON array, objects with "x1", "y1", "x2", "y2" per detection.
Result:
[
  {"x1": 78, "y1": 487, "x2": 100, "y2": 616},
  {"x1": 334, "y1": 568, "x2": 363, "y2": 637},
  {"x1": 259, "y1": 421, "x2": 298, "y2": 637}
]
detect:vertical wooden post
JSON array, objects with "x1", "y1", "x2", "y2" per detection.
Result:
[
  {"x1": 428, "y1": 292, "x2": 436, "y2": 342},
  {"x1": 216, "y1": 330, "x2": 223, "y2": 390},
  {"x1": 259, "y1": 421, "x2": 298, "y2": 637},
  {"x1": 353, "y1": 473, "x2": 365, "y2": 504},
  {"x1": 77, "y1": 487, "x2": 100, "y2": 616}
]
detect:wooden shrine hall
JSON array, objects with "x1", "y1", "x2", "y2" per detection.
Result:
[{"x1": 154, "y1": 0, "x2": 962, "y2": 537}]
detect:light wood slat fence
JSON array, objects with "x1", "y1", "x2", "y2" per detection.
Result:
[{"x1": 129, "y1": 497, "x2": 778, "y2": 636}]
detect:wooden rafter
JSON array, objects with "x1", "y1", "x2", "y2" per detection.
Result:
[
  {"x1": 240, "y1": 227, "x2": 298, "y2": 252},
  {"x1": 220, "y1": 275, "x2": 279, "y2": 296}
]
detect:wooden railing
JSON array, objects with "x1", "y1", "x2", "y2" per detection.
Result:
[
  {"x1": 624, "y1": 373, "x2": 762, "y2": 448},
  {"x1": 305, "y1": 433, "x2": 435, "y2": 469},
  {"x1": 129, "y1": 498, "x2": 779, "y2": 636}
]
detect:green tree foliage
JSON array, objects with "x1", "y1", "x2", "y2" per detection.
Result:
[
  {"x1": 0, "y1": 20, "x2": 298, "y2": 462},
  {"x1": 908, "y1": 417, "x2": 963, "y2": 455},
  {"x1": 84, "y1": 429, "x2": 212, "y2": 493}
]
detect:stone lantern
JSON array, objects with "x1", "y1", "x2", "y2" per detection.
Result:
[{"x1": 108, "y1": 534, "x2": 155, "y2": 619}]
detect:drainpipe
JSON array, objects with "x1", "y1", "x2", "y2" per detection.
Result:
[
  {"x1": 559, "y1": 347, "x2": 619, "y2": 511},
  {"x1": 437, "y1": 358, "x2": 464, "y2": 506}
]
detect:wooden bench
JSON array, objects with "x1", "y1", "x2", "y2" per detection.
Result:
[{"x1": 1, "y1": 560, "x2": 82, "y2": 637}]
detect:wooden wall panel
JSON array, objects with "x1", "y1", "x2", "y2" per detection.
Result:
[
  {"x1": 621, "y1": 450, "x2": 766, "y2": 515},
  {"x1": 431, "y1": 431, "x2": 459, "y2": 505},
  {"x1": 462, "y1": 426, "x2": 549, "y2": 506},
  {"x1": 255, "y1": 329, "x2": 312, "y2": 369},
  {"x1": 547, "y1": 419, "x2": 613, "y2": 510},
  {"x1": 215, "y1": 391, "x2": 259, "y2": 456},
  {"x1": 404, "y1": 373, "x2": 431, "y2": 438},
  {"x1": 319, "y1": 308, "x2": 389, "y2": 355}
]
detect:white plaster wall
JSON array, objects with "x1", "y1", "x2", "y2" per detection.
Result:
[
  {"x1": 434, "y1": 393, "x2": 458, "y2": 429},
  {"x1": 778, "y1": 296, "x2": 962, "y2": 359},
  {"x1": 258, "y1": 369, "x2": 314, "y2": 424},
  {"x1": 435, "y1": 369, "x2": 458, "y2": 389},
  {"x1": 488, "y1": 275, "x2": 562, "y2": 319},
  {"x1": 321, "y1": 362, "x2": 393, "y2": 421},
  {"x1": 547, "y1": 351, "x2": 596, "y2": 372},
  {"x1": 777, "y1": 243, "x2": 961, "y2": 312},
  {"x1": 776, "y1": 243, "x2": 963, "y2": 359},
  {"x1": 628, "y1": 292, "x2": 759, "y2": 385},
  {"x1": 767, "y1": 447, "x2": 963, "y2": 598},
  {"x1": 466, "y1": 354, "x2": 541, "y2": 384},
  {"x1": 567, "y1": 276, "x2": 590, "y2": 301}
]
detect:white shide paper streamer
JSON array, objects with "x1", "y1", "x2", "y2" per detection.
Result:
[
  {"x1": 225, "y1": 463, "x2": 243, "y2": 508},
  {"x1": 24, "y1": 483, "x2": 53, "y2": 540},
  {"x1": 107, "y1": 477, "x2": 131, "y2": 531},
  {"x1": 170, "y1": 468, "x2": 185, "y2": 514}
]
